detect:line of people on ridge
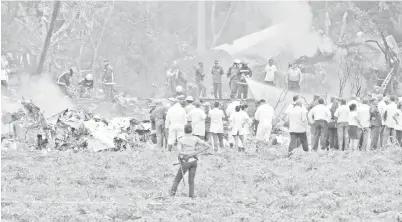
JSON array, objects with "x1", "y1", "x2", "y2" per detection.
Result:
[
  {"x1": 150, "y1": 95, "x2": 275, "y2": 153},
  {"x1": 286, "y1": 94, "x2": 402, "y2": 152}
]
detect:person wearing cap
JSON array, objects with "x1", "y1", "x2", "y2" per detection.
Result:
[
  {"x1": 57, "y1": 67, "x2": 74, "y2": 97},
  {"x1": 254, "y1": 99, "x2": 274, "y2": 152},
  {"x1": 187, "y1": 102, "x2": 206, "y2": 139},
  {"x1": 286, "y1": 63, "x2": 302, "y2": 92},
  {"x1": 211, "y1": 60, "x2": 224, "y2": 99},
  {"x1": 238, "y1": 61, "x2": 252, "y2": 99},
  {"x1": 227, "y1": 59, "x2": 242, "y2": 99},
  {"x1": 78, "y1": 73, "x2": 94, "y2": 98},
  {"x1": 264, "y1": 59, "x2": 277, "y2": 86},
  {"x1": 175, "y1": 85, "x2": 187, "y2": 98},
  {"x1": 185, "y1": 96, "x2": 196, "y2": 114},
  {"x1": 102, "y1": 59, "x2": 115, "y2": 101},
  {"x1": 288, "y1": 100, "x2": 309, "y2": 153},
  {"x1": 195, "y1": 62, "x2": 206, "y2": 98},
  {"x1": 165, "y1": 97, "x2": 187, "y2": 151}
]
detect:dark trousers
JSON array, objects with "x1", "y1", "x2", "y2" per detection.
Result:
[
  {"x1": 328, "y1": 128, "x2": 338, "y2": 149},
  {"x1": 104, "y1": 85, "x2": 114, "y2": 101},
  {"x1": 396, "y1": 130, "x2": 402, "y2": 146},
  {"x1": 196, "y1": 81, "x2": 206, "y2": 98},
  {"x1": 358, "y1": 127, "x2": 370, "y2": 151},
  {"x1": 312, "y1": 120, "x2": 328, "y2": 151},
  {"x1": 237, "y1": 84, "x2": 248, "y2": 99},
  {"x1": 288, "y1": 132, "x2": 308, "y2": 152},
  {"x1": 337, "y1": 122, "x2": 349, "y2": 151},
  {"x1": 370, "y1": 125, "x2": 381, "y2": 150},
  {"x1": 213, "y1": 83, "x2": 222, "y2": 99},
  {"x1": 229, "y1": 80, "x2": 238, "y2": 98},
  {"x1": 170, "y1": 160, "x2": 197, "y2": 198},
  {"x1": 212, "y1": 133, "x2": 224, "y2": 150},
  {"x1": 288, "y1": 80, "x2": 300, "y2": 92}
]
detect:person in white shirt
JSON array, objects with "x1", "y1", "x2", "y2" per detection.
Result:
[
  {"x1": 187, "y1": 102, "x2": 206, "y2": 139},
  {"x1": 383, "y1": 95, "x2": 398, "y2": 146},
  {"x1": 308, "y1": 98, "x2": 331, "y2": 151},
  {"x1": 348, "y1": 103, "x2": 361, "y2": 151},
  {"x1": 254, "y1": 99, "x2": 274, "y2": 151},
  {"x1": 229, "y1": 105, "x2": 250, "y2": 152},
  {"x1": 288, "y1": 100, "x2": 309, "y2": 152},
  {"x1": 209, "y1": 102, "x2": 225, "y2": 151},
  {"x1": 285, "y1": 95, "x2": 307, "y2": 148},
  {"x1": 239, "y1": 104, "x2": 251, "y2": 152},
  {"x1": 185, "y1": 96, "x2": 196, "y2": 115},
  {"x1": 287, "y1": 63, "x2": 302, "y2": 92},
  {"x1": 357, "y1": 99, "x2": 371, "y2": 150},
  {"x1": 264, "y1": 59, "x2": 277, "y2": 85},
  {"x1": 165, "y1": 98, "x2": 187, "y2": 151},
  {"x1": 392, "y1": 103, "x2": 402, "y2": 146},
  {"x1": 334, "y1": 99, "x2": 350, "y2": 150},
  {"x1": 226, "y1": 97, "x2": 241, "y2": 148}
]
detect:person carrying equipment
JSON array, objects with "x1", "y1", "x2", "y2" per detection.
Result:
[
  {"x1": 78, "y1": 74, "x2": 94, "y2": 98},
  {"x1": 57, "y1": 67, "x2": 74, "y2": 97},
  {"x1": 227, "y1": 59, "x2": 242, "y2": 99},
  {"x1": 170, "y1": 124, "x2": 211, "y2": 198},
  {"x1": 102, "y1": 59, "x2": 115, "y2": 101},
  {"x1": 238, "y1": 61, "x2": 252, "y2": 99}
]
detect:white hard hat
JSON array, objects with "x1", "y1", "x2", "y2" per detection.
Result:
[
  {"x1": 176, "y1": 85, "x2": 183, "y2": 93},
  {"x1": 85, "y1": 74, "x2": 93, "y2": 80},
  {"x1": 185, "y1": 96, "x2": 194, "y2": 101},
  {"x1": 234, "y1": 59, "x2": 241, "y2": 64}
]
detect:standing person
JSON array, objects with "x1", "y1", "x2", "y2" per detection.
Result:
[
  {"x1": 151, "y1": 100, "x2": 170, "y2": 148},
  {"x1": 286, "y1": 63, "x2": 302, "y2": 92},
  {"x1": 285, "y1": 95, "x2": 306, "y2": 148},
  {"x1": 254, "y1": 99, "x2": 274, "y2": 152},
  {"x1": 383, "y1": 95, "x2": 398, "y2": 146},
  {"x1": 209, "y1": 102, "x2": 225, "y2": 152},
  {"x1": 229, "y1": 106, "x2": 249, "y2": 152},
  {"x1": 175, "y1": 85, "x2": 186, "y2": 98},
  {"x1": 370, "y1": 98, "x2": 382, "y2": 150},
  {"x1": 170, "y1": 124, "x2": 211, "y2": 198},
  {"x1": 187, "y1": 102, "x2": 206, "y2": 140},
  {"x1": 288, "y1": 100, "x2": 309, "y2": 152},
  {"x1": 195, "y1": 62, "x2": 206, "y2": 98},
  {"x1": 392, "y1": 103, "x2": 402, "y2": 146},
  {"x1": 264, "y1": 58, "x2": 277, "y2": 86},
  {"x1": 334, "y1": 99, "x2": 350, "y2": 151},
  {"x1": 307, "y1": 94, "x2": 321, "y2": 145},
  {"x1": 250, "y1": 100, "x2": 261, "y2": 135},
  {"x1": 185, "y1": 96, "x2": 195, "y2": 114},
  {"x1": 308, "y1": 98, "x2": 331, "y2": 151},
  {"x1": 348, "y1": 103, "x2": 362, "y2": 151},
  {"x1": 102, "y1": 59, "x2": 115, "y2": 102},
  {"x1": 357, "y1": 99, "x2": 371, "y2": 150},
  {"x1": 327, "y1": 97, "x2": 339, "y2": 149},
  {"x1": 204, "y1": 102, "x2": 212, "y2": 142},
  {"x1": 226, "y1": 97, "x2": 241, "y2": 148},
  {"x1": 227, "y1": 60, "x2": 242, "y2": 99},
  {"x1": 238, "y1": 61, "x2": 252, "y2": 99},
  {"x1": 240, "y1": 104, "x2": 251, "y2": 150},
  {"x1": 57, "y1": 67, "x2": 74, "y2": 97},
  {"x1": 211, "y1": 60, "x2": 224, "y2": 99},
  {"x1": 165, "y1": 98, "x2": 187, "y2": 152},
  {"x1": 378, "y1": 95, "x2": 387, "y2": 146}
]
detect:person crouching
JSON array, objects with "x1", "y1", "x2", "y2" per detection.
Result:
[
  {"x1": 170, "y1": 124, "x2": 211, "y2": 198},
  {"x1": 78, "y1": 74, "x2": 94, "y2": 98}
]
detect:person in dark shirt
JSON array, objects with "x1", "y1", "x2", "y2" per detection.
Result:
[
  {"x1": 227, "y1": 60, "x2": 242, "y2": 99},
  {"x1": 57, "y1": 68, "x2": 74, "y2": 97},
  {"x1": 78, "y1": 74, "x2": 94, "y2": 98},
  {"x1": 211, "y1": 60, "x2": 225, "y2": 99},
  {"x1": 238, "y1": 61, "x2": 252, "y2": 99},
  {"x1": 195, "y1": 62, "x2": 206, "y2": 98},
  {"x1": 102, "y1": 59, "x2": 115, "y2": 101}
]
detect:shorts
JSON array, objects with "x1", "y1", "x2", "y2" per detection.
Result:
[
  {"x1": 168, "y1": 127, "x2": 184, "y2": 145},
  {"x1": 348, "y1": 125, "x2": 359, "y2": 139}
]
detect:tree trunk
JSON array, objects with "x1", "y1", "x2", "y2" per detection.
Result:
[
  {"x1": 35, "y1": 1, "x2": 61, "y2": 75},
  {"x1": 210, "y1": 1, "x2": 234, "y2": 48},
  {"x1": 197, "y1": 0, "x2": 206, "y2": 53}
]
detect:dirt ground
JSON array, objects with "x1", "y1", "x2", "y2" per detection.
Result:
[{"x1": 2, "y1": 145, "x2": 402, "y2": 221}]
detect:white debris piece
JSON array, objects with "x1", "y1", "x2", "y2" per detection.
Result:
[{"x1": 84, "y1": 120, "x2": 117, "y2": 152}]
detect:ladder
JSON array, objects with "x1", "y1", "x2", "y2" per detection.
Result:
[{"x1": 377, "y1": 67, "x2": 396, "y2": 94}]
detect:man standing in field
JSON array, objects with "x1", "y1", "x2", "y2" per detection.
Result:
[
  {"x1": 264, "y1": 59, "x2": 277, "y2": 86},
  {"x1": 334, "y1": 99, "x2": 350, "y2": 151},
  {"x1": 187, "y1": 102, "x2": 206, "y2": 140},
  {"x1": 288, "y1": 100, "x2": 309, "y2": 152},
  {"x1": 227, "y1": 60, "x2": 242, "y2": 99},
  {"x1": 308, "y1": 98, "x2": 331, "y2": 150},
  {"x1": 357, "y1": 99, "x2": 371, "y2": 150},
  {"x1": 165, "y1": 98, "x2": 187, "y2": 152},
  {"x1": 195, "y1": 62, "x2": 206, "y2": 98},
  {"x1": 369, "y1": 98, "x2": 382, "y2": 149},
  {"x1": 286, "y1": 63, "x2": 302, "y2": 92},
  {"x1": 102, "y1": 59, "x2": 115, "y2": 102},
  {"x1": 254, "y1": 99, "x2": 274, "y2": 152},
  {"x1": 211, "y1": 60, "x2": 224, "y2": 99},
  {"x1": 151, "y1": 100, "x2": 170, "y2": 148}
]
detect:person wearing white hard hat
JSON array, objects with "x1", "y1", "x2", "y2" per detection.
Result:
[
  {"x1": 175, "y1": 85, "x2": 186, "y2": 98},
  {"x1": 165, "y1": 95, "x2": 187, "y2": 151},
  {"x1": 185, "y1": 96, "x2": 195, "y2": 115},
  {"x1": 227, "y1": 59, "x2": 242, "y2": 99},
  {"x1": 78, "y1": 73, "x2": 94, "y2": 98}
]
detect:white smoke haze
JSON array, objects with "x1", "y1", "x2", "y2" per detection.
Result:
[{"x1": 17, "y1": 74, "x2": 74, "y2": 118}]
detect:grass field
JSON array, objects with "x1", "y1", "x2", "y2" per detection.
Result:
[{"x1": 2, "y1": 146, "x2": 402, "y2": 221}]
